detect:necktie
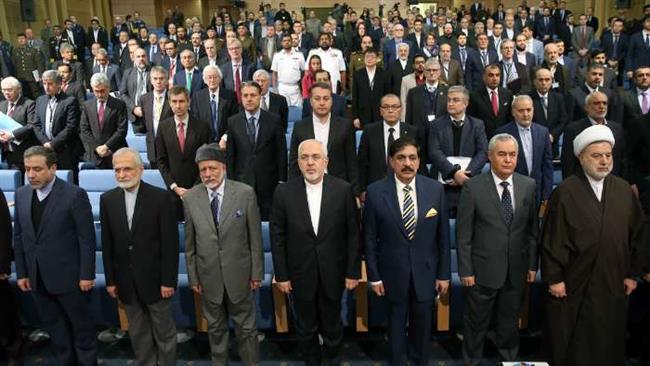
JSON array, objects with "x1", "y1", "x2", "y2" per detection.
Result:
[
  {"x1": 154, "y1": 95, "x2": 163, "y2": 135},
  {"x1": 387, "y1": 127, "x2": 395, "y2": 162},
  {"x1": 210, "y1": 190, "x2": 220, "y2": 229},
  {"x1": 545, "y1": 17, "x2": 548, "y2": 28},
  {"x1": 62, "y1": 82, "x2": 68, "y2": 92},
  {"x1": 186, "y1": 71, "x2": 192, "y2": 92},
  {"x1": 235, "y1": 64, "x2": 241, "y2": 103},
  {"x1": 542, "y1": 95, "x2": 548, "y2": 119},
  {"x1": 453, "y1": 120, "x2": 463, "y2": 127},
  {"x1": 500, "y1": 181, "x2": 513, "y2": 226},
  {"x1": 177, "y1": 121, "x2": 186, "y2": 153},
  {"x1": 150, "y1": 47, "x2": 154, "y2": 61},
  {"x1": 646, "y1": 34, "x2": 650, "y2": 48},
  {"x1": 7, "y1": 103, "x2": 15, "y2": 117},
  {"x1": 261, "y1": 95, "x2": 268, "y2": 111},
  {"x1": 481, "y1": 51, "x2": 487, "y2": 67},
  {"x1": 582, "y1": 27, "x2": 587, "y2": 45},
  {"x1": 98, "y1": 101, "x2": 105, "y2": 130},
  {"x1": 612, "y1": 36, "x2": 619, "y2": 59},
  {"x1": 505, "y1": 63, "x2": 514, "y2": 84},
  {"x1": 491, "y1": 90, "x2": 498, "y2": 116},
  {"x1": 247, "y1": 116, "x2": 256, "y2": 146},
  {"x1": 642, "y1": 92, "x2": 649, "y2": 114},
  {"x1": 460, "y1": 48, "x2": 466, "y2": 69},
  {"x1": 402, "y1": 185, "x2": 415, "y2": 241},
  {"x1": 209, "y1": 94, "x2": 219, "y2": 139}
]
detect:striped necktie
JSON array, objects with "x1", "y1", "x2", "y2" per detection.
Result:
[{"x1": 402, "y1": 185, "x2": 415, "y2": 240}]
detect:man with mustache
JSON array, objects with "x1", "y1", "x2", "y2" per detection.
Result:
[
  {"x1": 542, "y1": 124, "x2": 646, "y2": 366},
  {"x1": 100, "y1": 147, "x2": 179, "y2": 366}
]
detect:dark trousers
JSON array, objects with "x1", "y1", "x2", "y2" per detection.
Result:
[
  {"x1": 292, "y1": 282, "x2": 343, "y2": 366},
  {"x1": 0, "y1": 280, "x2": 23, "y2": 362},
  {"x1": 32, "y1": 273, "x2": 97, "y2": 366},
  {"x1": 387, "y1": 277, "x2": 434, "y2": 366},
  {"x1": 462, "y1": 281, "x2": 523, "y2": 366},
  {"x1": 123, "y1": 298, "x2": 177, "y2": 366}
]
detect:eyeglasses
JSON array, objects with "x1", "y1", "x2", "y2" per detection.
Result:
[
  {"x1": 425, "y1": 68, "x2": 440, "y2": 72},
  {"x1": 380, "y1": 104, "x2": 401, "y2": 110}
]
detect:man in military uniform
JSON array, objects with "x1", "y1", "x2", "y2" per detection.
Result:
[
  {"x1": 348, "y1": 34, "x2": 383, "y2": 92},
  {"x1": 48, "y1": 25, "x2": 69, "y2": 64},
  {"x1": 11, "y1": 33, "x2": 44, "y2": 99}
]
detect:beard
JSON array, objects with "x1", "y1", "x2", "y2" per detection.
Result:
[
  {"x1": 117, "y1": 178, "x2": 139, "y2": 190},
  {"x1": 582, "y1": 163, "x2": 612, "y2": 181}
]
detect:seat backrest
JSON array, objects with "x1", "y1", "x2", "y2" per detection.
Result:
[{"x1": 0, "y1": 170, "x2": 21, "y2": 191}]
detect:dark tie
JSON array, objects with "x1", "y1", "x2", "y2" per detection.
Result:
[
  {"x1": 612, "y1": 36, "x2": 619, "y2": 59},
  {"x1": 453, "y1": 119, "x2": 463, "y2": 128},
  {"x1": 500, "y1": 181, "x2": 513, "y2": 226},
  {"x1": 402, "y1": 185, "x2": 415, "y2": 240},
  {"x1": 210, "y1": 191, "x2": 220, "y2": 229},
  {"x1": 387, "y1": 127, "x2": 395, "y2": 162},
  {"x1": 210, "y1": 94, "x2": 218, "y2": 139},
  {"x1": 247, "y1": 116, "x2": 256, "y2": 146},
  {"x1": 646, "y1": 34, "x2": 650, "y2": 48}
]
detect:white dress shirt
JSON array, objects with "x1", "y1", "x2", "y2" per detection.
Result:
[
  {"x1": 396, "y1": 177, "x2": 418, "y2": 222},
  {"x1": 383, "y1": 121, "x2": 400, "y2": 158},
  {"x1": 491, "y1": 170, "x2": 515, "y2": 212},
  {"x1": 312, "y1": 113, "x2": 331, "y2": 148},
  {"x1": 207, "y1": 179, "x2": 225, "y2": 223},
  {"x1": 305, "y1": 179, "x2": 323, "y2": 234},
  {"x1": 585, "y1": 174, "x2": 604, "y2": 201},
  {"x1": 124, "y1": 184, "x2": 140, "y2": 229},
  {"x1": 153, "y1": 90, "x2": 167, "y2": 136}
]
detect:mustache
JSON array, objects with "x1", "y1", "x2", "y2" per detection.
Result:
[{"x1": 401, "y1": 167, "x2": 414, "y2": 173}]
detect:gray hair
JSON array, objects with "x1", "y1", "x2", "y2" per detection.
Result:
[
  {"x1": 488, "y1": 133, "x2": 519, "y2": 154},
  {"x1": 96, "y1": 48, "x2": 109, "y2": 57},
  {"x1": 202, "y1": 65, "x2": 223, "y2": 80},
  {"x1": 297, "y1": 139, "x2": 328, "y2": 158},
  {"x1": 59, "y1": 42, "x2": 74, "y2": 53},
  {"x1": 90, "y1": 73, "x2": 110, "y2": 88},
  {"x1": 512, "y1": 94, "x2": 533, "y2": 108},
  {"x1": 424, "y1": 58, "x2": 440, "y2": 68},
  {"x1": 500, "y1": 39, "x2": 515, "y2": 51},
  {"x1": 0, "y1": 76, "x2": 22, "y2": 90},
  {"x1": 585, "y1": 90, "x2": 608, "y2": 106},
  {"x1": 397, "y1": 42, "x2": 410, "y2": 52},
  {"x1": 113, "y1": 147, "x2": 144, "y2": 167},
  {"x1": 41, "y1": 70, "x2": 62, "y2": 84},
  {"x1": 447, "y1": 85, "x2": 470, "y2": 102},
  {"x1": 228, "y1": 39, "x2": 243, "y2": 48},
  {"x1": 150, "y1": 65, "x2": 169, "y2": 79},
  {"x1": 179, "y1": 49, "x2": 196, "y2": 62},
  {"x1": 252, "y1": 69, "x2": 270, "y2": 80}
]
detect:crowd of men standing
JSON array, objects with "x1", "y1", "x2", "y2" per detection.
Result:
[{"x1": 0, "y1": 1, "x2": 650, "y2": 365}]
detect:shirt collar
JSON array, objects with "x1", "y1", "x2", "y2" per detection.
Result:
[
  {"x1": 383, "y1": 120, "x2": 399, "y2": 131},
  {"x1": 491, "y1": 170, "x2": 513, "y2": 187},
  {"x1": 36, "y1": 177, "x2": 56, "y2": 198},
  {"x1": 304, "y1": 178, "x2": 324, "y2": 189},
  {"x1": 637, "y1": 87, "x2": 649, "y2": 95},
  {"x1": 245, "y1": 109, "x2": 261, "y2": 121},
  {"x1": 395, "y1": 176, "x2": 416, "y2": 193},
  {"x1": 206, "y1": 178, "x2": 225, "y2": 198},
  {"x1": 487, "y1": 87, "x2": 498, "y2": 95},
  {"x1": 174, "y1": 114, "x2": 189, "y2": 126},
  {"x1": 588, "y1": 116, "x2": 607, "y2": 125},
  {"x1": 123, "y1": 183, "x2": 140, "y2": 196},
  {"x1": 516, "y1": 121, "x2": 532, "y2": 130},
  {"x1": 154, "y1": 89, "x2": 167, "y2": 99},
  {"x1": 312, "y1": 113, "x2": 331, "y2": 125}
]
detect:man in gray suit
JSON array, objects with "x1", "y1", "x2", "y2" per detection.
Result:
[
  {"x1": 571, "y1": 15, "x2": 594, "y2": 67},
  {"x1": 457, "y1": 133, "x2": 539, "y2": 366},
  {"x1": 183, "y1": 144, "x2": 263, "y2": 366},
  {"x1": 0, "y1": 77, "x2": 37, "y2": 171},
  {"x1": 119, "y1": 47, "x2": 151, "y2": 133}
]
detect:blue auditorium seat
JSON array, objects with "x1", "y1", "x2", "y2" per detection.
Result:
[
  {"x1": 22, "y1": 170, "x2": 73, "y2": 184},
  {"x1": 127, "y1": 135, "x2": 147, "y2": 153},
  {"x1": 0, "y1": 170, "x2": 21, "y2": 191},
  {"x1": 288, "y1": 106, "x2": 302, "y2": 123}
]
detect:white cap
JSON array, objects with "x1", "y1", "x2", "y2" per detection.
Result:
[{"x1": 573, "y1": 124, "x2": 615, "y2": 158}]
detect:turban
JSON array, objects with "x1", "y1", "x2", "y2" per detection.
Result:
[{"x1": 573, "y1": 125, "x2": 615, "y2": 157}]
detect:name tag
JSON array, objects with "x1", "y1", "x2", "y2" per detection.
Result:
[
  {"x1": 552, "y1": 82, "x2": 560, "y2": 88},
  {"x1": 428, "y1": 114, "x2": 436, "y2": 122}
]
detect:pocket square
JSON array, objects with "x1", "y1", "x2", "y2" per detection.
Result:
[
  {"x1": 234, "y1": 210, "x2": 243, "y2": 218},
  {"x1": 425, "y1": 208, "x2": 438, "y2": 218}
]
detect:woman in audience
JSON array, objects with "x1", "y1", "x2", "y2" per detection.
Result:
[{"x1": 301, "y1": 54, "x2": 322, "y2": 98}]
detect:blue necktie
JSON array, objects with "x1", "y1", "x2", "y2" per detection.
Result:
[
  {"x1": 501, "y1": 181, "x2": 513, "y2": 226},
  {"x1": 247, "y1": 116, "x2": 256, "y2": 146},
  {"x1": 210, "y1": 94, "x2": 218, "y2": 140},
  {"x1": 210, "y1": 191, "x2": 220, "y2": 229}
]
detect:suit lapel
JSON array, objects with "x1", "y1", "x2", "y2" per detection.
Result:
[
  {"x1": 37, "y1": 179, "x2": 61, "y2": 238},
  {"x1": 128, "y1": 184, "x2": 146, "y2": 236},
  {"x1": 316, "y1": 176, "x2": 331, "y2": 238},
  {"x1": 485, "y1": 173, "x2": 508, "y2": 224},
  {"x1": 326, "y1": 117, "x2": 338, "y2": 152},
  {"x1": 183, "y1": 118, "x2": 196, "y2": 158},
  {"x1": 218, "y1": 180, "x2": 236, "y2": 230},
  {"x1": 383, "y1": 175, "x2": 409, "y2": 240},
  {"x1": 512, "y1": 174, "x2": 526, "y2": 224},
  {"x1": 458, "y1": 117, "x2": 472, "y2": 154},
  {"x1": 297, "y1": 179, "x2": 317, "y2": 238},
  {"x1": 414, "y1": 175, "x2": 430, "y2": 237}
]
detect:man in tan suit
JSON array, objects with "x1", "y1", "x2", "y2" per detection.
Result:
[
  {"x1": 439, "y1": 43, "x2": 463, "y2": 87},
  {"x1": 183, "y1": 144, "x2": 264, "y2": 365}
]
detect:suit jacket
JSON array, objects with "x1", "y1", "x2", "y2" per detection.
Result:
[
  {"x1": 270, "y1": 175, "x2": 360, "y2": 301},
  {"x1": 601, "y1": 32, "x2": 628, "y2": 62},
  {"x1": 265, "y1": 92, "x2": 289, "y2": 132},
  {"x1": 567, "y1": 85, "x2": 622, "y2": 123},
  {"x1": 220, "y1": 61, "x2": 255, "y2": 93},
  {"x1": 140, "y1": 92, "x2": 173, "y2": 167},
  {"x1": 406, "y1": 33, "x2": 426, "y2": 52},
  {"x1": 456, "y1": 172, "x2": 538, "y2": 289},
  {"x1": 554, "y1": 9, "x2": 572, "y2": 25},
  {"x1": 53, "y1": 60, "x2": 85, "y2": 84},
  {"x1": 63, "y1": 80, "x2": 86, "y2": 105},
  {"x1": 399, "y1": 73, "x2": 422, "y2": 121},
  {"x1": 258, "y1": 36, "x2": 280, "y2": 70},
  {"x1": 33, "y1": 92, "x2": 82, "y2": 169},
  {"x1": 465, "y1": 48, "x2": 500, "y2": 90},
  {"x1": 289, "y1": 116, "x2": 359, "y2": 194},
  {"x1": 561, "y1": 118, "x2": 626, "y2": 179},
  {"x1": 92, "y1": 63, "x2": 122, "y2": 91},
  {"x1": 86, "y1": 27, "x2": 109, "y2": 49},
  {"x1": 622, "y1": 88, "x2": 650, "y2": 130},
  {"x1": 405, "y1": 84, "x2": 449, "y2": 149},
  {"x1": 197, "y1": 56, "x2": 221, "y2": 70},
  {"x1": 468, "y1": 87, "x2": 513, "y2": 138},
  {"x1": 363, "y1": 174, "x2": 450, "y2": 302},
  {"x1": 514, "y1": 18, "x2": 535, "y2": 35},
  {"x1": 625, "y1": 31, "x2": 650, "y2": 73},
  {"x1": 427, "y1": 115, "x2": 488, "y2": 180},
  {"x1": 184, "y1": 180, "x2": 263, "y2": 304},
  {"x1": 225, "y1": 110, "x2": 287, "y2": 218},
  {"x1": 539, "y1": 61, "x2": 572, "y2": 94},
  {"x1": 48, "y1": 34, "x2": 69, "y2": 61},
  {"x1": 101, "y1": 182, "x2": 179, "y2": 305},
  {"x1": 160, "y1": 55, "x2": 183, "y2": 75},
  {"x1": 352, "y1": 67, "x2": 391, "y2": 126},
  {"x1": 173, "y1": 68, "x2": 205, "y2": 95},
  {"x1": 528, "y1": 90, "x2": 568, "y2": 142},
  {"x1": 301, "y1": 94, "x2": 347, "y2": 119},
  {"x1": 383, "y1": 39, "x2": 415, "y2": 66},
  {"x1": 627, "y1": 114, "x2": 650, "y2": 209},
  {"x1": 113, "y1": 43, "x2": 133, "y2": 71},
  {"x1": 440, "y1": 59, "x2": 464, "y2": 87},
  {"x1": 110, "y1": 24, "x2": 128, "y2": 46},
  {"x1": 535, "y1": 17, "x2": 556, "y2": 41},
  {"x1": 571, "y1": 26, "x2": 595, "y2": 54},
  {"x1": 357, "y1": 121, "x2": 421, "y2": 190},
  {"x1": 587, "y1": 16, "x2": 599, "y2": 33},
  {"x1": 0, "y1": 188, "x2": 10, "y2": 275},
  {"x1": 79, "y1": 96, "x2": 128, "y2": 167},
  {"x1": 156, "y1": 115, "x2": 211, "y2": 189},
  {"x1": 190, "y1": 88, "x2": 239, "y2": 142},
  {"x1": 145, "y1": 44, "x2": 164, "y2": 66},
  {"x1": 495, "y1": 122, "x2": 554, "y2": 202},
  {"x1": 120, "y1": 65, "x2": 153, "y2": 121},
  {"x1": 388, "y1": 59, "x2": 414, "y2": 96},
  {"x1": 13, "y1": 178, "x2": 95, "y2": 294},
  {"x1": 498, "y1": 60, "x2": 531, "y2": 94},
  {"x1": 0, "y1": 97, "x2": 37, "y2": 167}
]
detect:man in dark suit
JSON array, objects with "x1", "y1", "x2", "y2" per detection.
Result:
[
  {"x1": 120, "y1": 48, "x2": 152, "y2": 133},
  {"x1": 79, "y1": 73, "x2": 128, "y2": 169},
  {"x1": 498, "y1": 40, "x2": 531, "y2": 95},
  {"x1": 58, "y1": 63, "x2": 86, "y2": 105},
  {"x1": 48, "y1": 25, "x2": 69, "y2": 63},
  {"x1": 540, "y1": 42, "x2": 572, "y2": 95},
  {"x1": 601, "y1": 19, "x2": 627, "y2": 85},
  {"x1": 52, "y1": 43, "x2": 85, "y2": 83},
  {"x1": 351, "y1": 48, "x2": 391, "y2": 129},
  {"x1": 0, "y1": 77, "x2": 37, "y2": 171},
  {"x1": 358, "y1": 94, "x2": 421, "y2": 194},
  {"x1": 87, "y1": 18, "x2": 109, "y2": 50},
  {"x1": 0, "y1": 186, "x2": 23, "y2": 364},
  {"x1": 405, "y1": 58, "x2": 448, "y2": 152},
  {"x1": 156, "y1": 86, "x2": 211, "y2": 215},
  {"x1": 189, "y1": 33, "x2": 206, "y2": 60},
  {"x1": 561, "y1": 91, "x2": 626, "y2": 179},
  {"x1": 220, "y1": 39, "x2": 255, "y2": 104},
  {"x1": 383, "y1": 24, "x2": 414, "y2": 67},
  {"x1": 140, "y1": 66, "x2": 174, "y2": 168},
  {"x1": 468, "y1": 64, "x2": 513, "y2": 139},
  {"x1": 567, "y1": 64, "x2": 622, "y2": 123},
  {"x1": 198, "y1": 38, "x2": 223, "y2": 70},
  {"x1": 225, "y1": 81, "x2": 287, "y2": 220},
  {"x1": 301, "y1": 70, "x2": 347, "y2": 118},
  {"x1": 161, "y1": 41, "x2": 183, "y2": 88},
  {"x1": 528, "y1": 68, "x2": 568, "y2": 157},
  {"x1": 144, "y1": 33, "x2": 163, "y2": 66},
  {"x1": 14, "y1": 146, "x2": 97, "y2": 366},
  {"x1": 173, "y1": 49, "x2": 204, "y2": 95},
  {"x1": 535, "y1": 8, "x2": 556, "y2": 43},
  {"x1": 270, "y1": 139, "x2": 360, "y2": 366},
  {"x1": 110, "y1": 16, "x2": 128, "y2": 48},
  {"x1": 406, "y1": 19, "x2": 426, "y2": 52},
  {"x1": 190, "y1": 65, "x2": 239, "y2": 144},
  {"x1": 252, "y1": 70, "x2": 289, "y2": 132},
  {"x1": 626, "y1": 17, "x2": 650, "y2": 81},
  {"x1": 457, "y1": 133, "x2": 538, "y2": 366},
  {"x1": 92, "y1": 48, "x2": 122, "y2": 91},
  {"x1": 429, "y1": 85, "x2": 489, "y2": 217},
  {"x1": 32, "y1": 70, "x2": 81, "y2": 172},
  {"x1": 465, "y1": 33, "x2": 500, "y2": 90},
  {"x1": 113, "y1": 32, "x2": 133, "y2": 72},
  {"x1": 495, "y1": 95, "x2": 554, "y2": 204},
  {"x1": 388, "y1": 43, "x2": 414, "y2": 95},
  {"x1": 101, "y1": 148, "x2": 179, "y2": 366},
  {"x1": 621, "y1": 66, "x2": 650, "y2": 130},
  {"x1": 553, "y1": 2, "x2": 572, "y2": 26},
  {"x1": 290, "y1": 82, "x2": 359, "y2": 195},
  {"x1": 364, "y1": 136, "x2": 450, "y2": 366}
]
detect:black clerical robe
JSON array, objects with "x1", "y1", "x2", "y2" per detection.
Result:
[{"x1": 541, "y1": 170, "x2": 644, "y2": 366}]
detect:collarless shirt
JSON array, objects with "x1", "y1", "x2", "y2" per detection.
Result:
[
  {"x1": 123, "y1": 184, "x2": 140, "y2": 229},
  {"x1": 585, "y1": 173, "x2": 604, "y2": 201},
  {"x1": 312, "y1": 113, "x2": 331, "y2": 148},
  {"x1": 305, "y1": 178, "x2": 323, "y2": 234}
]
